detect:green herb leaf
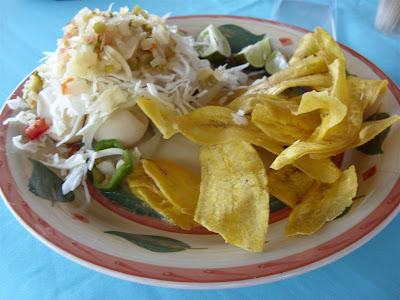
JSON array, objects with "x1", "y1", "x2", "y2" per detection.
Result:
[
  {"x1": 357, "y1": 112, "x2": 391, "y2": 155},
  {"x1": 104, "y1": 231, "x2": 191, "y2": 252},
  {"x1": 28, "y1": 159, "x2": 74, "y2": 202},
  {"x1": 218, "y1": 24, "x2": 265, "y2": 53},
  {"x1": 270, "y1": 195, "x2": 287, "y2": 213},
  {"x1": 101, "y1": 189, "x2": 162, "y2": 219}
]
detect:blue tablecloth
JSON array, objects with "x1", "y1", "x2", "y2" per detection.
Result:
[{"x1": 1, "y1": 0, "x2": 400, "y2": 299}]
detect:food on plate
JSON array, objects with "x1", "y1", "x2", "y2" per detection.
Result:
[
  {"x1": 288, "y1": 33, "x2": 319, "y2": 65},
  {"x1": 267, "y1": 165, "x2": 315, "y2": 208},
  {"x1": 195, "y1": 141, "x2": 269, "y2": 252},
  {"x1": 227, "y1": 93, "x2": 285, "y2": 114},
  {"x1": 175, "y1": 105, "x2": 284, "y2": 153},
  {"x1": 352, "y1": 114, "x2": 400, "y2": 148},
  {"x1": 247, "y1": 53, "x2": 328, "y2": 94},
  {"x1": 235, "y1": 38, "x2": 271, "y2": 68},
  {"x1": 91, "y1": 139, "x2": 133, "y2": 190},
  {"x1": 94, "y1": 107, "x2": 149, "y2": 148},
  {"x1": 285, "y1": 165, "x2": 357, "y2": 236},
  {"x1": 264, "y1": 49, "x2": 288, "y2": 75},
  {"x1": 251, "y1": 101, "x2": 320, "y2": 144},
  {"x1": 260, "y1": 73, "x2": 332, "y2": 96},
  {"x1": 347, "y1": 76, "x2": 388, "y2": 111},
  {"x1": 4, "y1": 5, "x2": 247, "y2": 196},
  {"x1": 175, "y1": 26, "x2": 398, "y2": 244},
  {"x1": 314, "y1": 26, "x2": 346, "y2": 64},
  {"x1": 175, "y1": 105, "x2": 342, "y2": 184},
  {"x1": 136, "y1": 96, "x2": 179, "y2": 139},
  {"x1": 141, "y1": 159, "x2": 200, "y2": 216},
  {"x1": 269, "y1": 58, "x2": 400, "y2": 170},
  {"x1": 195, "y1": 24, "x2": 231, "y2": 61},
  {"x1": 293, "y1": 90, "x2": 348, "y2": 140},
  {"x1": 4, "y1": 4, "x2": 400, "y2": 252},
  {"x1": 126, "y1": 160, "x2": 199, "y2": 230}
]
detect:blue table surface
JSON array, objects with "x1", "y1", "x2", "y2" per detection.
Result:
[{"x1": 1, "y1": 0, "x2": 400, "y2": 299}]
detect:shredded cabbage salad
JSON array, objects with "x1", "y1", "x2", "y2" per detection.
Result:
[{"x1": 4, "y1": 5, "x2": 249, "y2": 199}]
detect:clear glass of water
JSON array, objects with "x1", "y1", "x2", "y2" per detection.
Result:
[
  {"x1": 270, "y1": 0, "x2": 337, "y2": 40},
  {"x1": 374, "y1": 0, "x2": 400, "y2": 38}
]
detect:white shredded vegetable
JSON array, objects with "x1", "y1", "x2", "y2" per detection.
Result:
[
  {"x1": 231, "y1": 110, "x2": 248, "y2": 125},
  {"x1": 5, "y1": 5, "x2": 250, "y2": 197},
  {"x1": 96, "y1": 159, "x2": 117, "y2": 176}
]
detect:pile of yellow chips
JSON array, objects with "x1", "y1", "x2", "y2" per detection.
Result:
[{"x1": 126, "y1": 27, "x2": 400, "y2": 252}]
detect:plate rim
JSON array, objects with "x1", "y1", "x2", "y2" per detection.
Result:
[{"x1": 1, "y1": 15, "x2": 400, "y2": 289}]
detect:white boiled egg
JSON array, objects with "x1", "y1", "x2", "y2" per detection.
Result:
[{"x1": 94, "y1": 106, "x2": 149, "y2": 148}]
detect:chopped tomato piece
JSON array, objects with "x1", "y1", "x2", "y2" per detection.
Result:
[{"x1": 24, "y1": 117, "x2": 49, "y2": 140}]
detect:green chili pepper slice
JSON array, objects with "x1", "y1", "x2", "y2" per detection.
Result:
[
  {"x1": 92, "y1": 139, "x2": 133, "y2": 190},
  {"x1": 94, "y1": 139, "x2": 124, "y2": 151}
]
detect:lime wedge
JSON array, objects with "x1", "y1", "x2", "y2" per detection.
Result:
[
  {"x1": 265, "y1": 49, "x2": 289, "y2": 74},
  {"x1": 195, "y1": 24, "x2": 231, "y2": 61},
  {"x1": 235, "y1": 38, "x2": 271, "y2": 68}
]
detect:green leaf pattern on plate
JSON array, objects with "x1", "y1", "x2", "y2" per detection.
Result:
[
  {"x1": 28, "y1": 159, "x2": 74, "y2": 202},
  {"x1": 105, "y1": 231, "x2": 192, "y2": 252},
  {"x1": 101, "y1": 189, "x2": 162, "y2": 219}
]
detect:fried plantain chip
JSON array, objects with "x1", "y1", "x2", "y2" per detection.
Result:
[
  {"x1": 268, "y1": 165, "x2": 315, "y2": 207},
  {"x1": 227, "y1": 93, "x2": 286, "y2": 114},
  {"x1": 289, "y1": 32, "x2": 319, "y2": 65},
  {"x1": 347, "y1": 76, "x2": 388, "y2": 111},
  {"x1": 285, "y1": 165, "x2": 357, "y2": 236},
  {"x1": 270, "y1": 59, "x2": 363, "y2": 169},
  {"x1": 271, "y1": 139, "x2": 347, "y2": 170},
  {"x1": 135, "y1": 187, "x2": 198, "y2": 230},
  {"x1": 295, "y1": 90, "x2": 347, "y2": 140},
  {"x1": 288, "y1": 95, "x2": 303, "y2": 104},
  {"x1": 252, "y1": 103, "x2": 319, "y2": 144},
  {"x1": 195, "y1": 141, "x2": 269, "y2": 252},
  {"x1": 313, "y1": 59, "x2": 363, "y2": 153},
  {"x1": 126, "y1": 162, "x2": 198, "y2": 230},
  {"x1": 314, "y1": 27, "x2": 345, "y2": 64},
  {"x1": 127, "y1": 161, "x2": 163, "y2": 196},
  {"x1": 176, "y1": 105, "x2": 340, "y2": 183},
  {"x1": 329, "y1": 59, "x2": 348, "y2": 105},
  {"x1": 175, "y1": 105, "x2": 285, "y2": 154},
  {"x1": 141, "y1": 159, "x2": 200, "y2": 216},
  {"x1": 264, "y1": 73, "x2": 332, "y2": 96},
  {"x1": 136, "y1": 96, "x2": 179, "y2": 139},
  {"x1": 291, "y1": 156, "x2": 341, "y2": 184},
  {"x1": 352, "y1": 114, "x2": 400, "y2": 148},
  {"x1": 247, "y1": 53, "x2": 329, "y2": 94},
  {"x1": 208, "y1": 88, "x2": 247, "y2": 106}
]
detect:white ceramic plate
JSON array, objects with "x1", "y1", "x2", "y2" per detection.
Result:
[{"x1": 1, "y1": 16, "x2": 400, "y2": 289}]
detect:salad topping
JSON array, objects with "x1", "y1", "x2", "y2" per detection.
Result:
[{"x1": 5, "y1": 6, "x2": 249, "y2": 197}]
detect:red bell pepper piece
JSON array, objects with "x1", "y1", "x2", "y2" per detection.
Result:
[{"x1": 24, "y1": 117, "x2": 49, "y2": 140}]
